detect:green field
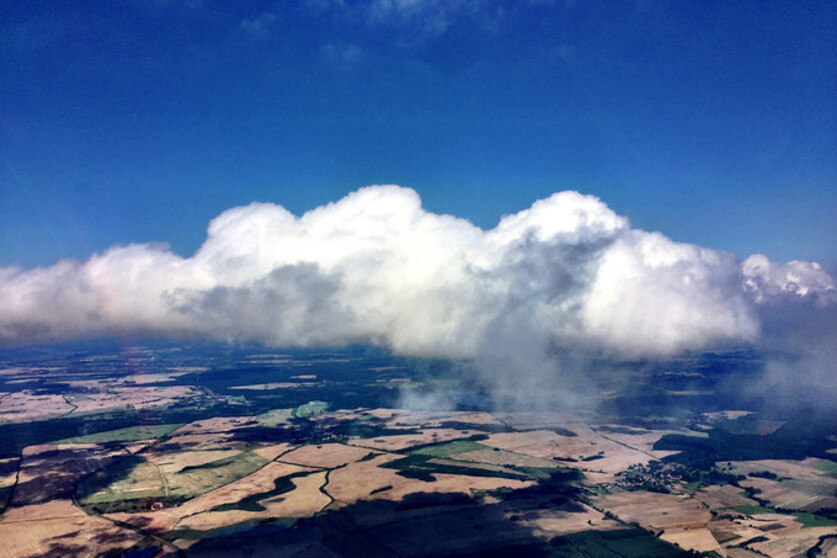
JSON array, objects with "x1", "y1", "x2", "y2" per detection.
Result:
[
  {"x1": 549, "y1": 528, "x2": 691, "y2": 557},
  {"x1": 411, "y1": 440, "x2": 488, "y2": 458},
  {"x1": 78, "y1": 455, "x2": 167, "y2": 512},
  {"x1": 254, "y1": 408, "x2": 295, "y2": 426},
  {"x1": 793, "y1": 512, "x2": 837, "y2": 528},
  {"x1": 78, "y1": 450, "x2": 269, "y2": 513},
  {"x1": 733, "y1": 504, "x2": 774, "y2": 515},
  {"x1": 815, "y1": 459, "x2": 837, "y2": 474},
  {"x1": 293, "y1": 401, "x2": 328, "y2": 417},
  {"x1": 51, "y1": 423, "x2": 184, "y2": 445}
]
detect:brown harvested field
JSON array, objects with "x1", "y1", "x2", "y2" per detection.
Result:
[
  {"x1": 597, "y1": 490, "x2": 711, "y2": 532},
  {"x1": 13, "y1": 444, "x2": 129, "y2": 505},
  {"x1": 251, "y1": 442, "x2": 295, "y2": 461},
  {"x1": 483, "y1": 427, "x2": 653, "y2": 475},
  {"x1": 660, "y1": 528, "x2": 724, "y2": 555},
  {"x1": 696, "y1": 483, "x2": 761, "y2": 509},
  {"x1": 731, "y1": 458, "x2": 837, "y2": 511},
  {"x1": 0, "y1": 392, "x2": 74, "y2": 422},
  {"x1": 173, "y1": 461, "x2": 315, "y2": 519},
  {"x1": 325, "y1": 453, "x2": 533, "y2": 506},
  {"x1": 175, "y1": 470, "x2": 331, "y2": 532},
  {"x1": 749, "y1": 526, "x2": 837, "y2": 558},
  {"x1": 0, "y1": 499, "x2": 142, "y2": 558},
  {"x1": 280, "y1": 443, "x2": 379, "y2": 469},
  {"x1": 347, "y1": 428, "x2": 480, "y2": 452}
]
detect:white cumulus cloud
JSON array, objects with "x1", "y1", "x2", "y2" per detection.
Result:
[{"x1": 0, "y1": 185, "x2": 833, "y2": 397}]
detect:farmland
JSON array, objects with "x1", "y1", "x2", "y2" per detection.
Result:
[{"x1": 0, "y1": 341, "x2": 835, "y2": 556}]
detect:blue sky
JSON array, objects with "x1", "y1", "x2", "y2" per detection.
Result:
[{"x1": 2, "y1": 0, "x2": 835, "y2": 270}]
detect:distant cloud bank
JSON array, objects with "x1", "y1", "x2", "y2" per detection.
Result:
[{"x1": 2, "y1": 186, "x2": 832, "y2": 364}]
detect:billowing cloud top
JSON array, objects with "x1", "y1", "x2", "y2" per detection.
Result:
[{"x1": 1, "y1": 187, "x2": 833, "y2": 366}]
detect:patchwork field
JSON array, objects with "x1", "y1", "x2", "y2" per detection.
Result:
[
  {"x1": 1, "y1": 344, "x2": 835, "y2": 557},
  {"x1": 0, "y1": 499, "x2": 143, "y2": 558},
  {"x1": 731, "y1": 458, "x2": 837, "y2": 511}
]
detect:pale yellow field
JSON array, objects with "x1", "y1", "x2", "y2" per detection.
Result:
[
  {"x1": 0, "y1": 499, "x2": 142, "y2": 558},
  {"x1": 347, "y1": 428, "x2": 480, "y2": 452},
  {"x1": 175, "y1": 470, "x2": 331, "y2": 532},
  {"x1": 173, "y1": 461, "x2": 315, "y2": 519},
  {"x1": 325, "y1": 453, "x2": 533, "y2": 507},
  {"x1": 280, "y1": 443, "x2": 379, "y2": 468}
]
